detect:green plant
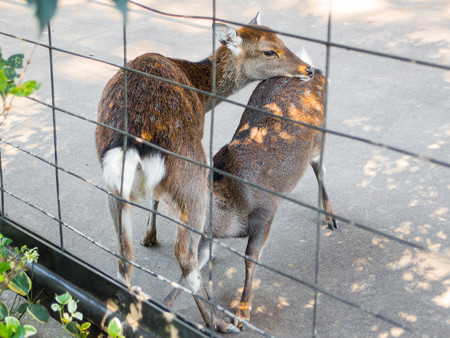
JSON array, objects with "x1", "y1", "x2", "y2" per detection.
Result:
[
  {"x1": 107, "y1": 317, "x2": 124, "y2": 338},
  {"x1": 0, "y1": 234, "x2": 49, "y2": 337},
  {"x1": 51, "y1": 292, "x2": 90, "y2": 338},
  {"x1": 26, "y1": 0, "x2": 128, "y2": 31},
  {"x1": 51, "y1": 292, "x2": 127, "y2": 338},
  {"x1": 0, "y1": 46, "x2": 42, "y2": 125}
]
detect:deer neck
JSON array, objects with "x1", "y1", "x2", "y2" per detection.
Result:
[{"x1": 173, "y1": 46, "x2": 249, "y2": 112}]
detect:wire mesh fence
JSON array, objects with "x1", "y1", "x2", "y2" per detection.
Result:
[{"x1": 1, "y1": 0, "x2": 449, "y2": 337}]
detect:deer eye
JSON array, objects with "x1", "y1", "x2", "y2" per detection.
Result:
[{"x1": 263, "y1": 50, "x2": 277, "y2": 57}]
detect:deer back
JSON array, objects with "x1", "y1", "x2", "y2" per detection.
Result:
[
  {"x1": 213, "y1": 72, "x2": 326, "y2": 222},
  {"x1": 96, "y1": 53, "x2": 207, "y2": 161}
]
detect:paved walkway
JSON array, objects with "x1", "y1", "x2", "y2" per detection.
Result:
[{"x1": 1, "y1": 1, "x2": 449, "y2": 337}]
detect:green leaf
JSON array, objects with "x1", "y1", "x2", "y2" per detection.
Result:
[
  {"x1": 55, "y1": 292, "x2": 71, "y2": 305},
  {"x1": 65, "y1": 322, "x2": 78, "y2": 335},
  {"x1": 8, "y1": 81, "x2": 41, "y2": 97},
  {"x1": 108, "y1": 317, "x2": 122, "y2": 338},
  {"x1": 0, "y1": 68, "x2": 7, "y2": 98},
  {"x1": 26, "y1": 0, "x2": 58, "y2": 32},
  {"x1": 112, "y1": 0, "x2": 128, "y2": 20},
  {"x1": 17, "y1": 302, "x2": 29, "y2": 315},
  {"x1": 67, "y1": 299, "x2": 77, "y2": 314},
  {"x1": 80, "y1": 322, "x2": 91, "y2": 331},
  {"x1": 6, "y1": 54, "x2": 24, "y2": 69},
  {"x1": 4, "y1": 67, "x2": 19, "y2": 82},
  {"x1": 50, "y1": 303, "x2": 60, "y2": 312},
  {"x1": 27, "y1": 303, "x2": 49, "y2": 323},
  {"x1": 0, "y1": 261, "x2": 10, "y2": 273},
  {"x1": 0, "y1": 301, "x2": 10, "y2": 321},
  {"x1": 23, "y1": 325, "x2": 37, "y2": 337},
  {"x1": 72, "y1": 311, "x2": 83, "y2": 321},
  {"x1": 1, "y1": 236, "x2": 12, "y2": 248},
  {"x1": 12, "y1": 324, "x2": 25, "y2": 338},
  {"x1": 0, "y1": 323, "x2": 13, "y2": 337},
  {"x1": 5, "y1": 316, "x2": 20, "y2": 328},
  {"x1": 8, "y1": 272, "x2": 31, "y2": 296}
]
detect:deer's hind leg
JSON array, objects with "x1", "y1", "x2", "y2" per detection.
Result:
[
  {"x1": 163, "y1": 234, "x2": 217, "y2": 307},
  {"x1": 235, "y1": 208, "x2": 274, "y2": 331},
  {"x1": 161, "y1": 154, "x2": 240, "y2": 334},
  {"x1": 103, "y1": 148, "x2": 166, "y2": 284},
  {"x1": 141, "y1": 199, "x2": 160, "y2": 246},
  {"x1": 108, "y1": 195, "x2": 135, "y2": 285}
]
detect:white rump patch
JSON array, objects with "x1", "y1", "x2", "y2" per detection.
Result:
[
  {"x1": 135, "y1": 153, "x2": 166, "y2": 198},
  {"x1": 185, "y1": 270, "x2": 201, "y2": 294},
  {"x1": 102, "y1": 148, "x2": 140, "y2": 200},
  {"x1": 102, "y1": 148, "x2": 165, "y2": 200}
]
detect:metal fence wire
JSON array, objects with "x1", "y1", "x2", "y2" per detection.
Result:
[{"x1": 1, "y1": 0, "x2": 450, "y2": 337}]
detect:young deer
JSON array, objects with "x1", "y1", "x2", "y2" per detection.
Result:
[
  {"x1": 157, "y1": 69, "x2": 338, "y2": 331},
  {"x1": 95, "y1": 14, "x2": 313, "y2": 333}
]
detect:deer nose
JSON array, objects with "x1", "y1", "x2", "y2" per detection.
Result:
[{"x1": 307, "y1": 67, "x2": 314, "y2": 79}]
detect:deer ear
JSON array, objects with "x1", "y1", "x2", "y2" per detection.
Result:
[
  {"x1": 214, "y1": 23, "x2": 242, "y2": 51},
  {"x1": 248, "y1": 12, "x2": 261, "y2": 25}
]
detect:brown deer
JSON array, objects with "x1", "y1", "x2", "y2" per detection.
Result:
[
  {"x1": 155, "y1": 67, "x2": 338, "y2": 331},
  {"x1": 95, "y1": 14, "x2": 313, "y2": 333}
]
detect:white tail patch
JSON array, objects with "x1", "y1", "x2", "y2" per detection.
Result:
[
  {"x1": 102, "y1": 148, "x2": 165, "y2": 200},
  {"x1": 135, "y1": 153, "x2": 166, "y2": 198},
  {"x1": 102, "y1": 148, "x2": 140, "y2": 200},
  {"x1": 300, "y1": 47, "x2": 314, "y2": 68}
]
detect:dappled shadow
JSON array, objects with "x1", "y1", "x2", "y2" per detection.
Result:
[{"x1": 1, "y1": 1, "x2": 449, "y2": 337}]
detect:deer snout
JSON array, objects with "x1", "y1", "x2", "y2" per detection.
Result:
[{"x1": 296, "y1": 64, "x2": 313, "y2": 82}]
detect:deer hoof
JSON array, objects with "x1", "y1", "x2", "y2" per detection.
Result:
[
  {"x1": 141, "y1": 236, "x2": 159, "y2": 247},
  {"x1": 233, "y1": 316, "x2": 249, "y2": 331},
  {"x1": 237, "y1": 321, "x2": 248, "y2": 331},
  {"x1": 221, "y1": 323, "x2": 241, "y2": 334},
  {"x1": 328, "y1": 219, "x2": 339, "y2": 230}
]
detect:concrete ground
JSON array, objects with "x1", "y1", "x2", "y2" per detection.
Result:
[{"x1": 1, "y1": 0, "x2": 449, "y2": 337}]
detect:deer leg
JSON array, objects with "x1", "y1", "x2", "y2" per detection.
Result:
[
  {"x1": 164, "y1": 234, "x2": 216, "y2": 307},
  {"x1": 235, "y1": 211, "x2": 273, "y2": 331},
  {"x1": 109, "y1": 195, "x2": 135, "y2": 286},
  {"x1": 164, "y1": 275, "x2": 185, "y2": 307},
  {"x1": 311, "y1": 159, "x2": 339, "y2": 230},
  {"x1": 174, "y1": 211, "x2": 239, "y2": 334},
  {"x1": 141, "y1": 199, "x2": 160, "y2": 246}
]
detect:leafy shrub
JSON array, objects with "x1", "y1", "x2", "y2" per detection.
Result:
[
  {"x1": 0, "y1": 47, "x2": 42, "y2": 124},
  {"x1": 0, "y1": 234, "x2": 49, "y2": 337}
]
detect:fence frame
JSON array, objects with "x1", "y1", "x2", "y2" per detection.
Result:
[{"x1": 1, "y1": 1, "x2": 450, "y2": 337}]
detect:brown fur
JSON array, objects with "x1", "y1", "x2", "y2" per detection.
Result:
[
  {"x1": 96, "y1": 18, "x2": 312, "y2": 333},
  {"x1": 160, "y1": 72, "x2": 338, "y2": 331}
]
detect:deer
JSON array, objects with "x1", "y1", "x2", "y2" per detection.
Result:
[
  {"x1": 146, "y1": 63, "x2": 338, "y2": 331},
  {"x1": 95, "y1": 14, "x2": 313, "y2": 334}
]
